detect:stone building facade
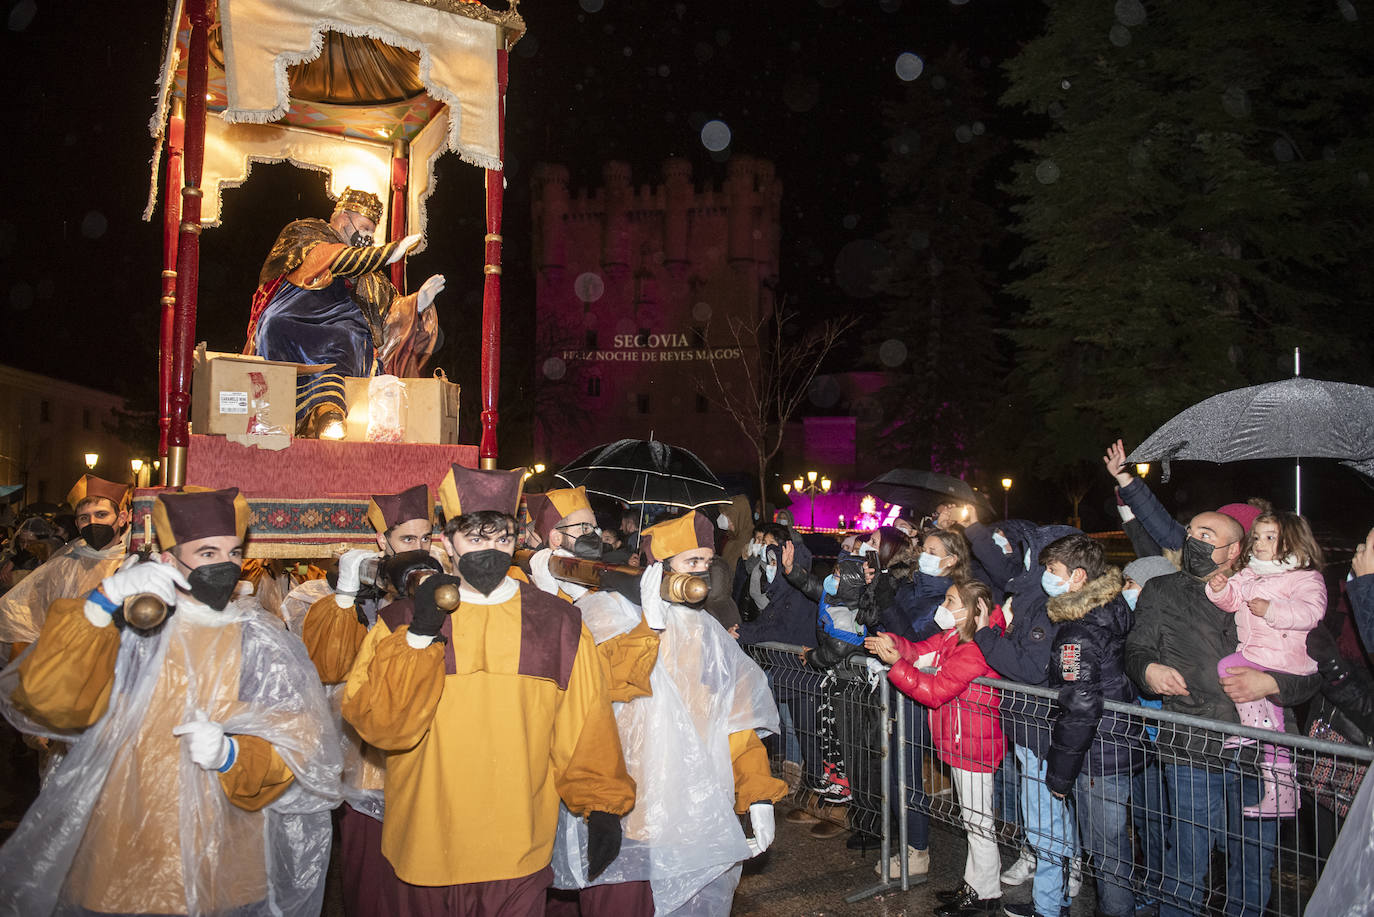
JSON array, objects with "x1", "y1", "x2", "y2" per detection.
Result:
[{"x1": 530, "y1": 156, "x2": 781, "y2": 473}]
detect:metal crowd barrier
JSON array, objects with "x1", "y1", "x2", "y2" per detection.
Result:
[{"x1": 745, "y1": 641, "x2": 1373, "y2": 915}]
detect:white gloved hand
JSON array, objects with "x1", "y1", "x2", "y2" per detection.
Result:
[
  {"x1": 335, "y1": 549, "x2": 379, "y2": 607},
  {"x1": 171, "y1": 716, "x2": 236, "y2": 771},
  {"x1": 529, "y1": 548, "x2": 561, "y2": 597},
  {"x1": 746, "y1": 802, "x2": 776, "y2": 856},
  {"x1": 417, "y1": 273, "x2": 446, "y2": 313},
  {"x1": 86, "y1": 560, "x2": 190, "y2": 626},
  {"x1": 386, "y1": 233, "x2": 423, "y2": 265},
  {"x1": 639, "y1": 562, "x2": 666, "y2": 631}
]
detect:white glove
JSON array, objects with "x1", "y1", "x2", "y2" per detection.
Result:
[
  {"x1": 746, "y1": 802, "x2": 776, "y2": 856},
  {"x1": 417, "y1": 273, "x2": 446, "y2": 312},
  {"x1": 529, "y1": 548, "x2": 561, "y2": 597},
  {"x1": 87, "y1": 560, "x2": 190, "y2": 627},
  {"x1": 864, "y1": 655, "x2": 889, "y2": 688},
  {"x1": 639, "y1": 562, "x2": 666, "y2": 631},
  {"x1": 171, "y1": 716, "x2": 236, "y2": 771},
  {"x1": 335, "y1": 549, "x2": 379, "y2": 607},
  {"x1": 386, "y1": 232, "x2": 423, "y2": 265}
]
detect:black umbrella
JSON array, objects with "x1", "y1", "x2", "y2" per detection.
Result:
[
  {"x1": 1126, "y1": 376, "x2": 1374, "y2": 512},
  {"x1": 862, "y1": 469, "x2": 995, "y2": 519},
  {"x1": 554, "y1": 439, "x2": 732, "y2": 511}
]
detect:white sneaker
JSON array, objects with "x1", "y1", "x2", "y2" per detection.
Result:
[
  {"x1": 875, "y1": 845, "x2": 930, "y2": 879},
  {"x1": 1000, "y1": 847, "x2": 1036, "y2": 886},
  {"x1": 1068, "y1": 854, "x2": 1083, "y2": 898}
]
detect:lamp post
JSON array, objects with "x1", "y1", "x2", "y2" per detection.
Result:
[
  {"x1": 1001, "y1": 477, "x2": 1013, "y2": 519},
  {"x1": 792, "y1": 472, "x2": 831, "y2": 531},
  {"x1": 84, "y1": 452, "x2": 99, "y2": 471},
  {"x1": 1135, "y1": 463, "x2": 1150, "y2": 479}
]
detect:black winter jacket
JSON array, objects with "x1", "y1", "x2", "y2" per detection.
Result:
[
  {"x1": 881, "y1": 572, "x2": 952, "y2": 644},
  {"x1": 1045, "y1": 568, "x2": 1144, "y2": 794},
  {"x1": 1125, "y1": 570, "x2": 1319, "y2": 756},
  {"x1": 738, "y1": 545, "x2": 818, "y2": 648},
  {"x1": 1305, "y1": 624, "x2": 1374, "y2": 747}
]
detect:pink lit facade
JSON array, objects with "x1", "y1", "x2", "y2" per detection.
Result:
[{"x1": 530, "y1": 158, "x2": 781, "y2": 472}]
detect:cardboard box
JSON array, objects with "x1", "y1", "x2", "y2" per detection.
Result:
[
  {"x1": 343, "y1": 374, "x2": 461, "y2": 445},
  {"x1": 191, "y1": 346, "x2": 331, "y2": 450}
]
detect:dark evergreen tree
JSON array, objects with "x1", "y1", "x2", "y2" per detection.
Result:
[
  {"x1": 1002, "y1": 0, "x2": 1374, "y2": 473},
  {"x1": 869, "y1": 49, "x2": 1008, "y2": 479}
]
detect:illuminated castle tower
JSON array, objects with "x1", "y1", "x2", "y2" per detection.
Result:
[{"x1": 531, "y1": 157, "x2": 782, "y2": 472}]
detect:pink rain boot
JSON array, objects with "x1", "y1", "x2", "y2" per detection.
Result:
[{"x1": 1244, "y1": 746, "x2": 1300, "y2": 818}]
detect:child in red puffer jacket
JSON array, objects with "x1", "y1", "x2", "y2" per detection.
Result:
[{"x1": 866, "y1": 580, "x2": 1003, "y2": 917}]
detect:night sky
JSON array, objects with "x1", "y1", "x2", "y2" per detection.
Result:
[{"x1": 0, "y1": 0, "x2": 1042, "y2": 452}]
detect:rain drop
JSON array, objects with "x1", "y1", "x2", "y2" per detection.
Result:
[
  {"x1": 700, "y1": 120, "x2": 732, "y2": 152},
  {"x1": 1109, "y1": 24, "x2": 1131, "y2": 46},
  {"x1": 1114, "y1": 0, "x2": 1147, "y2": 26},
  {"x1": 1060, "y1": 79, "x2": 1072, "y2": 90},
  {"x1": 543, "y1": 357, "x2": 567, "y2": 380},
  {"x1": 578, "y1": 0, "x2": 603, "y2": 12},
  {"x1": 8, "y1": 0, "x2": 35, "y2": 31},
  {"x1": 692, "y1": 301, "x2": 713, "y2": 322},
  {"x1": 879, "y1": 339, "x2": 908, "y2": 367},
  {"x1": 1272, "y1": 139, "x2": 1295, "y2": 163},
  {"x1": 1338, "y1": 0, "x2": 1357, "y2": 20},
  {"x1": 955, "y1": 124, "x2": 973, "y2": 143},
  {"x1": 895, "y1": 52, "x2": 924, "y2": 82},
  {"x1": 574, "y1": 272, "x2": 605, "y2": 303},
  {"x1": 622, "y1": 46, "x2": 633, "y2": 57},
  {"x1": 1035, "y1": 160, "x2": 1061, "y2": 184},
  {"x1": 1221, "y1": 86, "x2": 1250, "y2": 119},
  {"x1": 971, "y1": 121, "x2": 986, "y2": 135},
  {"x1": 81, "y1": 211, "x2": 108, "y2": 239}
]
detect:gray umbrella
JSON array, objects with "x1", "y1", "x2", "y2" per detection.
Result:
[{"x1": 1125, "y1": 377, "x2": 1374, "y2": 510}]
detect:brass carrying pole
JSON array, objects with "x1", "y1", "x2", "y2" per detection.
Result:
[{"x1": 512, "y1": 550, "x2": 708, "y2": 604}]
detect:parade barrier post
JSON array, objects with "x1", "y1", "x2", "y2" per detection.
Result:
[{"x1": 746, "y1": 643, "x2": 1373, "y2": 915}]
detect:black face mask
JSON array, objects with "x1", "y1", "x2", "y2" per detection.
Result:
[
  {"x1": 1181, "y1": 536, "x2": 1222, "y2": 580},
  {"x1": 571, "y1": 532, "x2": 604, "y2": 560},
  {"x1": 382, "y1": 550, "x2": 442, "y2": 595},
  {"x1": 186, "y1": 562, "x2": 242, "y2": 611},
  {"x1": 348, "y1": 229, "x2": 372, "y2": 247},
  {"x1": 458, "y1": 549, "x2": 510, "y2": 595},
  {"x1": 79, "y1": 523, "x2": 116, "y2": 550}
]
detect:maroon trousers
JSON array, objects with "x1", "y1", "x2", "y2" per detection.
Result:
[
  {"x1": 545, "y1": 881, "x2": 654, "y2": 917},
  {"x1": 339, "y1": 803, "x2": 554, "y2": 917}
]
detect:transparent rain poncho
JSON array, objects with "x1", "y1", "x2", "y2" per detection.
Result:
[
  {"x1": 0, "y1": 594, "x2": 343, "y2": 916},
  {"x1": 552, "y1": 592, "x2": 781, "y2": 916},
  {"x1": 280, "y1": 578, "x2": 386, "y2": 820},
  {"x1": 0, "y1": 537, "x2": 126, "y2": 647}
]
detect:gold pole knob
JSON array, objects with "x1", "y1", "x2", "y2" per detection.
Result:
[
  {"x1": 124, "y1": 593, "x2": 169, "y2": 630},
  {"x1": 433, "y1": 583, "x2": 461, "y2": 611}
]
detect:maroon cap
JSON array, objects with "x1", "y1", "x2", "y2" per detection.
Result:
[
  {"x1": 438, "y1": 464, "x2": 525, "y2": 519},
  {"x1": 153, "y1": 487, "x2": 250, "y2": 548},
  {"x1": 1217, "y1": 503, "x2": 1263, "y2": 534},
  {"x1": 368, "y1": 484, "x2": 433, "y2": 533}
]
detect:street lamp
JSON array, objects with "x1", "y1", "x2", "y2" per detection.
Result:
[
  {"x1": 793, "y1": 471, "x2": 831, "y2": 531},
  {"x1": 84, "y1": 452, "x2": 99, "y2": 470},
  {"x1": 1135, "y1": 463, "x2": 1150, "y2": 479},
  {"x1": 131, "y1": 458, "x2": 144, "y2": 487},
  {"x1": 782, "y1": 482, "x2": 792, "y2": 495},
  {"x1": 1001, "y1": 477, "x2": 1013, "y2": 519}
]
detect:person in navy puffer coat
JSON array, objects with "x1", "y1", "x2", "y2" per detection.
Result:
[{"x1": 1041, "y1": 534, "x2": 1143, "y2": 917}]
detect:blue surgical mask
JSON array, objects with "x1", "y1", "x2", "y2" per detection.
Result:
[
  {"x1": 823, "y1": 574, "x2": 839, "y2": 596},
  {"x1": 917, "y1": 552, "x2": 943, "y2": 576},
  {"x1": 1041, "y1": 568, "x2": 1071, "y2": 597},
  {"x1": 992, "y1": 532, "x2": 1010, "y2": 551},
  {"x1": 1121, "y1": 587, "x2": 1140, "y2": 610},
  {"x1": 764, "y1": 562, "x2": 777, "y2": 583}
]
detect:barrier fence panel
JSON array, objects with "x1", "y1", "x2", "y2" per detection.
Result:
[{"x1": 746, "y1": 642, "x2": 1373, "y2": 916}]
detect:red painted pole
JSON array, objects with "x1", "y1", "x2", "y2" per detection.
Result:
[
  {"x1": 388, "y1": 140, "x2": 408, "y2": 290},
  {"x1": 157, "y1": 98, "x2": 185, "y2": 476},
  {"x1": 166, "y1": 0, "x2": 210, "y2": 487},
  {"x1": 478, "y1": 48, "x2": 508, "y2": 470}
]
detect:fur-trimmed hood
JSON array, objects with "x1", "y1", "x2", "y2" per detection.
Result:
[{"x1": 1047, "y1": 567, "x2": 1124, "y2": 624}]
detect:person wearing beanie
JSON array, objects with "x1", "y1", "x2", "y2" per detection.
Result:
[
  {"x1": 342, "y1": 464, "x2": 635, "y2": 915},
  {"x1": 550, "y1": 510, "x2": 786, "y2": 917},
  {"x1": 282, "y1": 482, "x2": 440, "y2": 917},
  {"x1": 0, "y1": 487, "x2": 342, "y2": 916},
  {"x1": 1125, "y1": 510, "x2": 1320, "y2": 917},
  {"x1": 0, "y1": 474, "x2": 133, "y2": 663},
  {"x1": 245, "y1": 187, "x2": 445, "y2": 437}
]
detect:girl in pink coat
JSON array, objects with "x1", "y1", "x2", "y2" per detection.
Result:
[
  {"x1": 1206, "y1": 511, "x2": 1326, "y2": 817},
  {"x1": 865, "y1": 580, "x2": 1003, "y2": 916}
]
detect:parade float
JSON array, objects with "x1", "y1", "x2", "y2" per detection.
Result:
[{"x1": 135, "y1": 0, "x2": 524, "y2": 558}]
